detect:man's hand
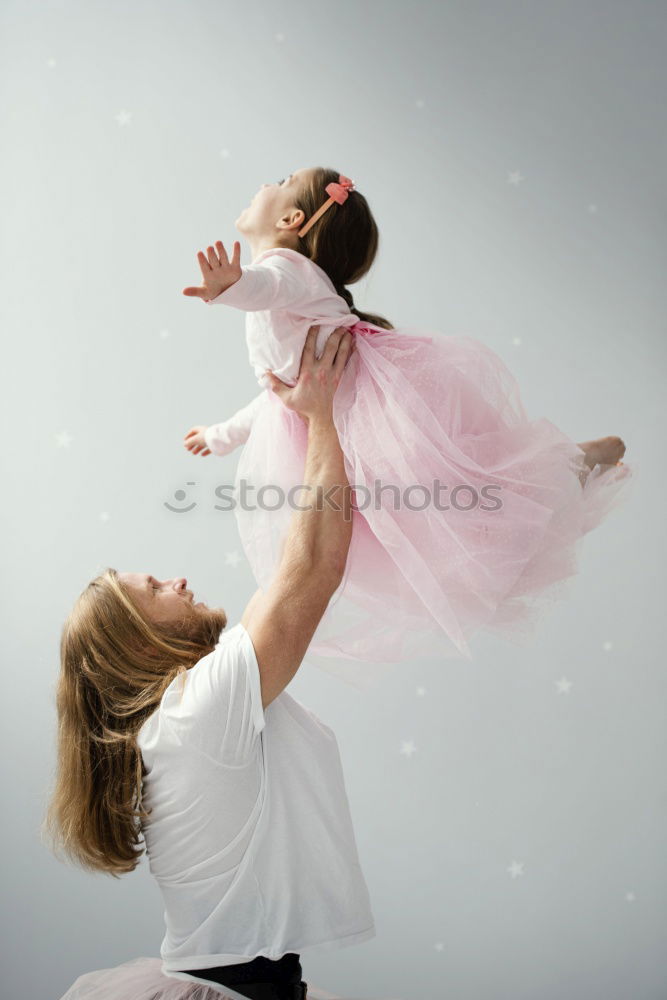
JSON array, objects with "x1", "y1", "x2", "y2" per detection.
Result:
[
  {"x1": 182, "y1": 240, "x2": 242, "y2": 301},
  {"x1": 264, "y1": 325, "x2": 355, "y2": 424}
]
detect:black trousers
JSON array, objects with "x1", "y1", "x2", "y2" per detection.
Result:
[{"x1": 181, "y1": 952, "x2": 306, "y2": 1000}]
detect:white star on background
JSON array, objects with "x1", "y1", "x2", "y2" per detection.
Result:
[
  {"x1": 625, "y1": 891, "x2": 636, "y2": 903},
  {"x1": 115, "y1": 109, "x2": 132, "y2": 126},
  {"x1": 434, "y1": 942, "x2": 444, "y2": 951},
  {"x1": 219, "y1": 148, "x2": 231, "y2": 159},
  {"x1": 588, "y1": 203, "x2": 598, "y2": 213},
  {"x1": 47, "y1": 57, "x2": 56, "y2": 68},
  {"x1": 508, "y1": 170, "x2": 525, "y2": 185},
  {"x1": 225, "y1": 550, "x2": 242, "y2": 568},
  {"x1": 512, "y1": 336, "x2": 522, "y2": 346},
  {"x1": 399, "y1": 740, "x2": 417, "y2": 757},
  {"x1": 416, "y1": 686, "x2": 426, "y2": 697},
  {"x1": 507, "y1": 860, "x2": 525, "y2": 878},
  {"x1": 56, "y1": 431, "x2": 73, "y2": 448},
  {"x1": 159, "y1": 328, "x2": 170, "y2": 339},
  {"x1": 556, "y1": 677, "x2": 573, "y2": 694},
  {"x1": 99, "y1": 511, "x2": 110, "y2": 522},
  {"x1": 602, "y1": 640, "x2": 613, "y2": 651}
]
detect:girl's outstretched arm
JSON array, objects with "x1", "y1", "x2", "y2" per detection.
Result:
[
  {"x1": 183, "y1": 241, "x2": 309, "y2": 312},
  {"x1": 203, "y1": 391, "x2": 266, "y2": 456}
]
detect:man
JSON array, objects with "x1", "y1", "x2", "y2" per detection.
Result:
[{"x1": 52, "y1": 325, "x2": 375, "y2": 1000}]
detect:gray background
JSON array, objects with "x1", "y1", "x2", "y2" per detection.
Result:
[{"x1": 1, "y1": 1, "x2": 665, "y2": 998}]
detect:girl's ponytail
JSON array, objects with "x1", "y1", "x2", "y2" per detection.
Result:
[{"x1": 334, "y1": 283, "x2": 394, "y2": 331}]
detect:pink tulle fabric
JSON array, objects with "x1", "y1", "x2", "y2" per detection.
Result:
[
  {"x1": 56, "y1": 955, "x2": 377, "y2": 1000},
  {"x1": 233, "y1": 322, "x2": 633, "y2": 690}
]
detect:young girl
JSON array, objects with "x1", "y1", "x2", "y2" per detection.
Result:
[{"x1": 183, "y1": 167, "x2": 632, "y2": 686}]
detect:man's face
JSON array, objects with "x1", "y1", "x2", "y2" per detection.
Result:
[{"x1": 118, "y1": 572, "x2": 206, "y2": 626}]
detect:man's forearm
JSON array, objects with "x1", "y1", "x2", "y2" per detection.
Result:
[{"x1": 280, "y1": 416, "x2": 352, "y2": 579}]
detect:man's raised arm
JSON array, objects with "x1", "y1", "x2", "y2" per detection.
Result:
[{"x1": 241, "y1": 326, "x2": 354, "y2": 709}]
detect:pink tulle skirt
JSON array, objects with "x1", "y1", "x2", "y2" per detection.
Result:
[
  {"x1": 57, "y1": 955, "x2": 354, "y2": 1000},
  {"x1": 234, "y1": 322, "x2": 634, "y2": 689}
]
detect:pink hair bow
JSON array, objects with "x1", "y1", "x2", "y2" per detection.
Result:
[
  {"x1": 298, "y1": 173, "x2": 356, "y2": 237},
  {"x1": 325, "y1": 175, "x2": 356, "y2": 204}
]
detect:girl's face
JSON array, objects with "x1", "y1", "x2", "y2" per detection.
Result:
[{"x1": 235, "y1": 167, "x2": 310, "y2": 239}]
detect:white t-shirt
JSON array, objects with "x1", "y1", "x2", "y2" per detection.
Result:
[{"x1": 136, "y1": 622, "x2": 376, "y2": 986}]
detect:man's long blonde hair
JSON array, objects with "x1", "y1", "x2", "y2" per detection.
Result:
[{"x1": 41, "y1": 568, "x2": 227, "y2": 878}]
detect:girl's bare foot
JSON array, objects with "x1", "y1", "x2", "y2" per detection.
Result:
[{"x1": 577, "y1": 435, "x2": 626, "y2": 470}]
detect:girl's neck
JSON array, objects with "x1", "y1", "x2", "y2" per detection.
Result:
[{"x1": 249, "y1": 235, "x2": 299, "y2": 264}]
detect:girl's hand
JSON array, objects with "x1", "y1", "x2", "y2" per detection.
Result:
[
  {"x1": 184, "y1": 425, "x2": 212, "y2": 456},
  {"x1": 182, "y1": 241, "x2": 242, "y2": 301}
]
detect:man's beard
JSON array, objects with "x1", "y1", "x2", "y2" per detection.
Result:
[{"x1": 157, "y1": 601, "x2": 228, "y2": 649}]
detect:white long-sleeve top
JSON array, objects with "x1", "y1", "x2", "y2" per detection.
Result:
[{"x1": 203, "y1": 247, "x2": 360, "y2": 456}]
